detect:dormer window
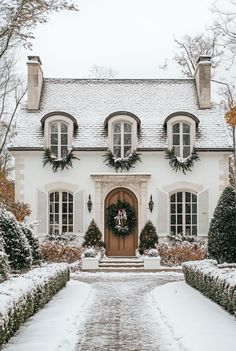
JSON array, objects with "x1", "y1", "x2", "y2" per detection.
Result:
[
  {"x1": 50, "y1": 121, "x2": 69, "y2": 158},
  {"x1": 113, "y1": 121, "x2": 132, "y2": 157},
  {"x1": 41, "y1": 112, "x2": 78, "y2": 158},
  {"x1": 164, "y1": 112, "x2": 199, "y2": 158},
  {"x1": 172, "y1": 122, "x2": 191, "y2": 158}
]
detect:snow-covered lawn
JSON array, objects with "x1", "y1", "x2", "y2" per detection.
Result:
[
  {"x1": 2, "y1": 280, "x2": 93, "y2": 351},
  {"x1": 150, "y1": 281, "x2": 236, "y2": 351}
]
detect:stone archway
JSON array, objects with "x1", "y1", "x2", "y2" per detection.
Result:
[{"x1": 104, "y1": 187, "x2": 138, "y2": 256}]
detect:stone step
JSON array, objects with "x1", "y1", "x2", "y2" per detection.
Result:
[
  {"x1": 99, "y1": 262, "x2": 144, "y2": 268},
  {"x1": 100, "y1": 259, "x2": 144, "y2": 264}
]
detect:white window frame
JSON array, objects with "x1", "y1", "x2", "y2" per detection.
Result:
[
  {"x1": 167, "y1": 115, "x2": 196, "y2": 157},
  {"x1": 49, "y1": 191, "x2": 74, "y2": 235},
  {"x1": 170, "y1": 190, "x2": 198, "y2": 236},
  {"x1": 44, "y1": 115, "x2": 73, "y2": 155},
  {"x1": 49, "y1": 121, "x2": 69, "y2": 158},
  {"x1": 107, "y1": 115, "x2": 137, "y2": 156}
]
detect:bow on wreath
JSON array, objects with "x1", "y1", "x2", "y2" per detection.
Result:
[{"x1": 115, "y1": 208, "x2": 127, "y2": 227}]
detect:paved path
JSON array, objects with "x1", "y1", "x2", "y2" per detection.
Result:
[{"x1": 74, "y1": 273, "x2": 183, "y2": 351}]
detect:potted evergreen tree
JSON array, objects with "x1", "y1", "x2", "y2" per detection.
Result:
[
  {"x1": 82, "y1": 220, "x2": 104, "y2": 270},
  {"x1": 139, "y1": 220, "x2": 160, "y2": 269}
]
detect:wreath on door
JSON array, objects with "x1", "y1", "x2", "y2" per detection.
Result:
[{"x1": 105, "y1": 200, "x2": 137, "y2": 237}]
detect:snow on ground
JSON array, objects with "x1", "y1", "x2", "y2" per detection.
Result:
[
  {"x1": 2, "y1": 280, "x2": 94, "y2": 351},
  {"x1": 150, "y1": 281, "x2": 236, "y2": 351}
]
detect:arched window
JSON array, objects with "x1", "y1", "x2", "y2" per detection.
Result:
[
  {"x1": 50, "y1": 121, "x2": 68, "y2": 158},
  {"x1": 170, "y1": 191, "x2": 197, "y2": 236},
  {"x1": 113, "y1": 121, "x2": 132, "y2": 157},
  {"x1": 49, "y1": 191, "x2": 73, "y2": 235},
  {"x1": 172, "y1": 122, "x2": 191, "y2": 157}
]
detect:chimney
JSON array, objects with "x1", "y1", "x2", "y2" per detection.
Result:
[
  {"x1": 194, "y1": 55, "x2": 211, "y2": 109},
  {"x1": 27, "y1": 56, "x2": 43, "y2": 110}
]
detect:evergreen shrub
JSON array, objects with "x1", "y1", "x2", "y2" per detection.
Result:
[
  {"x1": 82, "y1": 219, "x2": 104, "y2": 248},
  {"x1": 138, "y1": 220, "x2": 158, "y2": 255},
  {"x1": 208, "y1": 186, "x2": 236, "y2": 263},
  {"x1": 0, "y1": 235, "x2": 10, "y2": 282},
  {"x1": 19, "y1": 223, "x2": 42, "y2": 264},
  {"x1": 0, "y1": 204, "x2": 32, "y2": 272}
]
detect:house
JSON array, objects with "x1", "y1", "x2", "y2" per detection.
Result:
[{"x1": 9, "y1": 55, "x2": 231, "y2": 256}]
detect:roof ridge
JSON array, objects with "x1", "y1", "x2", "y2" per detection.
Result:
[{"x1": 43, "y1": 77, "x2": 194, "y2": 83}]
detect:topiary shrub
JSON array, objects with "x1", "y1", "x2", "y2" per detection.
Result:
[
  {"x1": 139, "y1": 220, "x2": 158, "y2": 255},
  {"x1": 82, "y1": 219, "x2": 104, "y2": 248},
  {"x1": 19, "y1": 223, "x2": 42, "y2": 265},
  {"x1": 0, "y1": 204, "x2": 32, "y2": 272},
  {"x1": 0, "y1": 235, "x2": 10, "y2": 282},
  {"x1": 208, "y1": 186, "x2": 236, "y2": 263}
]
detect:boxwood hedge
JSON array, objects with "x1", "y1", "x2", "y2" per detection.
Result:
[
  {"x1": 0, "y1": 263, "x2": 69, "y2": 346},
  {"x1": 182, "y1": 260, "x2": 236, "y2": 315}
]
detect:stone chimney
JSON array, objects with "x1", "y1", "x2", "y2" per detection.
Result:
[
  {"x1": 27, "y1": 56, "x2": 43, "y2": 110},
  {"x1": 194, "y1": 55, "x2": 211, "y2": 109}
]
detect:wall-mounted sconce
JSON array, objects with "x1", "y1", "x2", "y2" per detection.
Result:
[
  {"x1": 87, "y1": 194, "x2": 92, "y2": 212},
  {"x1": 148, "y1": 195, "x2": 154, "y2": 212}
]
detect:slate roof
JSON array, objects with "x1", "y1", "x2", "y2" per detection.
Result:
[{"x1": 11, "y1": 78, "x2": 232, "y2": 150}]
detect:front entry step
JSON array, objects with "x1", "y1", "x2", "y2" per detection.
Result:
[{"x1": 98, "y1": 257, "x2": 144, "y2": 272}]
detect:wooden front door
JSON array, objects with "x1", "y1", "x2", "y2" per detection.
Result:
[{"x1": 105, "y1": 188, "x2": 138, "y2": 256}]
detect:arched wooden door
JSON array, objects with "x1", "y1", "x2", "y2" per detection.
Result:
[{"x1": 105, "y1": 188, "x2": 138, "y2": 256}]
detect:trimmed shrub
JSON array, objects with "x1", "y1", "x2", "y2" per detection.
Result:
[
  {"x1": 41, "y1": 241, "x2": 82, "y2": 263},
  {"x1": 139, "y1": 220, "x2": 158, "y2": 255},
  {"x1": 0, "y1": 204, "x2": 32, "y2": 272},
  {"x1": 182, "y1": 260, "x2": 236, "y2": 315},
  {"x1": 208, "y1": 186, "x2": 236, "y2": 263},
  {"x1": 158, "y1": 242, "x2": 206, "y2": 266},
  {"x1": 19, "y1": 223, "x2": 42, "y2": 264},
  {"x1": 0, "y1": 235, "x2": 10, "y2": 282},
  {"x1": 82, "y1": 219, "x2": 104, "y2": 248},
  {"x1": 0, "y1": 263, "x2": 69, "y2": 346}
]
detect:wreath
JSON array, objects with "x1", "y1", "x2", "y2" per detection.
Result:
[
  {"x1": 103, "y1": 149, "x2": 141, "y2": 172},
  {"x1": 42, "y1": 148, "x2": 79, "y2": 172},
  {"x1": 165, "y1": 147, "x2": 200, "y2": 174},
  {"x1": 106, "y1": 200, "x2": 137, "y2": 237}
]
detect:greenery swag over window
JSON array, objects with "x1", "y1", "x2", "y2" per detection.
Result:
[
  {"x1": 105, "y1": 200, "x2": 137, "y2": 237},
  {"x1": 165, "y1": 147, "x2": 200, "y2": 174},
  {"x1": 103, "y1": 149, "x2": 141, "y2": 172},
  {"x1": 43, "y1": 148, "x2": 79, "y2": 172}
]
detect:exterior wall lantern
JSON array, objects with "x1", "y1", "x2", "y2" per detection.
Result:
[
  {"x1": 148, "y1": 195, "x2": 154, "y2": 212},
  {"x1": 87, "y1": 194, "x2": 92, "y2": 212}
]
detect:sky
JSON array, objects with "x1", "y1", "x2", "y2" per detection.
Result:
[{"x1": 21, "y1": 0, "x2": 221, "y2": 79}]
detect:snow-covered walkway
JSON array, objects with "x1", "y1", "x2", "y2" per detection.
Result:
[{"x1": 2, "y1": 272, "x2": 236, "y2": 351}]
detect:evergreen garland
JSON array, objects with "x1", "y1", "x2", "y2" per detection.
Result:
[
  {"x1": 43, "y1": 148, "x2": 79, "y2": 172},
  {"x1": 106, "y1": 200, "x2": 137, "y2": 237},
  {"x1": 165, "y1": 147, "x2": 200, "y2": 174},
  {"x1": 103, "y1": 149, "x2": 141, "y2": 172},
  {"x1": 208, "y1": 186, "x2": 236, "y2": 263}
]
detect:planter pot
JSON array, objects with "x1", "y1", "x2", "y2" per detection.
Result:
[
  {"x1": 143, "y1": 256, "x2": 161, "y2": 270},
  {"x1": 82, "y1": 257, "x2": 99, "y2": 270}
]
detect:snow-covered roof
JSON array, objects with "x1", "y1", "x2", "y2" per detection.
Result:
[{"x1": 11, "y1": 78, "x2": 232, "y2": 150}]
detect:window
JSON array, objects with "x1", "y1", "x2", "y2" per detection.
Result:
[
  {"x1": 113, "y1": 121, "x2": 132, "y2": 157},
  {"x1": 170, "y1": 191, "x2": 197, "y2": 236},
  {"x1": 50, "y1": 121, "x2": 68, "y2": 158},
  {"x1": 172, "y1": 122, "x2": 191, "y2": 158},
  {"x1": 49, "y1": 191, "x2": 73, "y2": 235}
]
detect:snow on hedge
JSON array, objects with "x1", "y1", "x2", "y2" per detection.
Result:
[
  {"x1": 0, "y1": 263, "x2": 69, "y2": 346},
  {"x1": 182, "y1": 259, "x2": 236, "y2": 315}
]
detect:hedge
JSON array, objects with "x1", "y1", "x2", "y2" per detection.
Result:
[
  {"x1": 0, "y1": 263, "x2": 69, "y2": 346},
  {"x1": 182, "y1": 260, "x2": 236, "y2": 315}
]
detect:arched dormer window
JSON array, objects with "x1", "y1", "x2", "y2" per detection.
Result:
[
  {"x1": 41, "y1": 111, "x2": 78, "y2": 158},
  {"x1": 164, "y1": 112, "x2": 199, "y2": 158},
  {"x1": 104, "y1": 111, "x2": 141, "y2": 156}
]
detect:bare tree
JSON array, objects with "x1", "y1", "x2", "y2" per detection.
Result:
[
  {"x1": 0, "y1": 0, "x2": 79, "y2": 169},
  {"x1": 0, "y1": 0, "x2": 79, "y2": 60},
  {"x1": 88, "y1": 65, "x2": 117, "y2": 79},
  {"x1": 173, "y1": 33, "x2": 223, "y2": 78},
  {"x1": 211, "y1": 0, "x2": 236, "y2": 66}
]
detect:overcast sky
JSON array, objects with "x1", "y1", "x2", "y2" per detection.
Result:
[{"x1": 22, "y1": 0, "x2": 217, "y2": 79}]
